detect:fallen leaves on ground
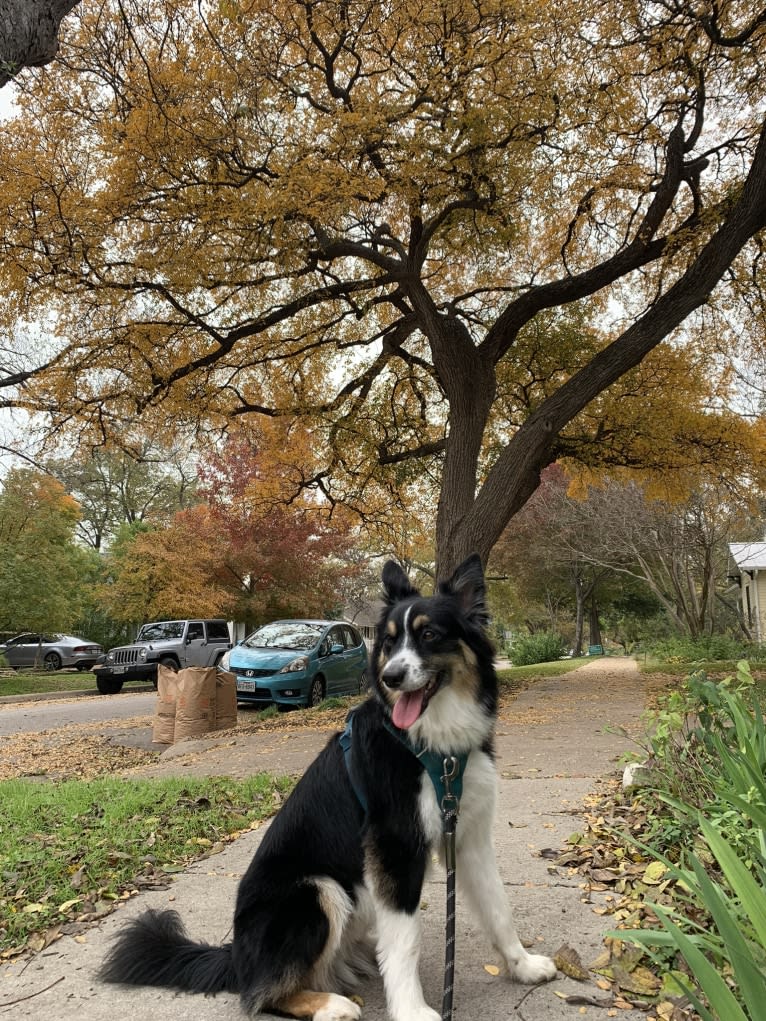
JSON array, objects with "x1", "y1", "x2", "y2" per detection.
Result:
[
  {"x1": 0, "y1": 700, "x2": 360, "y2": 783},
  {"x1": 553, "y1": 944, "x2": 590, "y2": 981},
  {"x1": 0, "y1": 679, "x2": 535, "y2": 784},
  {"x1": 0, "y1": 720, "x2": 159, "y2": 781},
  {"x1": 548, "y1": 786, "x2": 697, "y2": 1019}
]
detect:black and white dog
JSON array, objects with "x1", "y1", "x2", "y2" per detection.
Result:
[{"x1": 100, "y1": 555, "x2": 556, "y2": 1020}]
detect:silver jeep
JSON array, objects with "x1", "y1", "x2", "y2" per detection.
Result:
[{"x1": 94, "y1": 619, "x2": 232, "y2": 695}]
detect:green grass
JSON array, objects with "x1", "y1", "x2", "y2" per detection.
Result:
[
  {"x1": 0, "y1": 773, "x2": 294, "y2": 953},
  {"x1": 0, "y1": 670, "x2": 101, "y2": 697},
  {"x1": 497, "y1": 656, "x2": 590, "y2": 683}
]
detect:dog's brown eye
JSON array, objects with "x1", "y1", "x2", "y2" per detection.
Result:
[{"x1": 421, "y1": 628, "x2": 435, "y2": 641}]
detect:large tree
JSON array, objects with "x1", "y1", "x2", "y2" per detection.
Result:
[
  {"x1": 491, "y1": 465, "x2": 615, "y2": 654},
  {"x1": 559, "y1": 478, "x2": 759, "y2": 638},
  {"x1": 0, "y1": 466, "x2": 93, "y2": 632},
  {"x1": 1, "y1": 1, "x2": 766, "y2": 578},
  {"x1": 49, "y1": 440, "x2": 197, "y2": 549},
  {"x1": 99, "y1": 436, "x2": 359, "y2": 624}
]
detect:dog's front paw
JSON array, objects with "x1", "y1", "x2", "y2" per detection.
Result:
[
  {"x1": 313, "y1": 993, "x2": 362, "y2": 1021},
  {"x1": 509, "y1": 952, "x2": 557, "y2": 984}
]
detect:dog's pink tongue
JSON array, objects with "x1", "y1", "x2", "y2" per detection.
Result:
[{"x1": 392, "y1": 689, "x2": 425, "y2": 729}]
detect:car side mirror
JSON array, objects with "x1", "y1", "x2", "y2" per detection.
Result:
[{"x1": 330, "y1": 643, "x2": 344, "y2": 655}]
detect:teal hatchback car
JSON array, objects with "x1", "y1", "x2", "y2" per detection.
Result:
[{"x1": 220, "y1": 619, "x2": 369, "y2": 708}]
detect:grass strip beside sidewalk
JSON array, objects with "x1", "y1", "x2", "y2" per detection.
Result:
[
  {"x1": 0, "y1": 671, "x2": 99, "y2": 697},
  {"x1": 0, "y1": 773, "x2": 294, "y2": 957}
]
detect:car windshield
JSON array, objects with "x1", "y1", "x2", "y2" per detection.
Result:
[
  {"x1": 244, "y1": 622, "x2": 324, "y2": 651},
  {"x1": 136, "y1": 621, "x2": 185, "y2": 641}
]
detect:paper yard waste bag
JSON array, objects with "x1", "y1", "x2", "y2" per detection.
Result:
[
  {"x1": 174, "y1": 667, "x2": 217, "y2": 742},
  {"x1": 152, "y1": 664, "x2": 179, "y2": 744},
  {"x1": 215, "y1": 670, "x2": 238, "y2": 731}
]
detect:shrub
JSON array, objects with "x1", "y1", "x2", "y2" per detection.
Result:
[
  {"x1": 648, "y1": 635, "x2": 766, "y2": 664},
  {"x1": 624, "y1": 816, "x2": 766, "y2": 1021},
  {"x1": 509, "y1": 631, "x2": 566, "y2": 666},
  {"x1": 632, "y1": 663, "x2": 766, "y2": 854}
]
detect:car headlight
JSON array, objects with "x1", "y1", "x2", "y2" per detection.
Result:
[
  {"x1": 138, "y1": 648, "x2": 148, "y2": 661},
  {"x1": 219, "y1": 650, "x2": 231, "y2": 671},
  {"x1": 279, "y1": 656, "x2": 309, "y2": 674},
  {"x1": 106, "y1": 651, "x2": 115, "y2": 663}
]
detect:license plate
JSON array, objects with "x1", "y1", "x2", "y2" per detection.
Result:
[
  {"x1": 113, "y1": 665, "x2": 125, "y2": 674},
  {"x1": 236, "y1": 679, "x2": 256, "y2": 692}
]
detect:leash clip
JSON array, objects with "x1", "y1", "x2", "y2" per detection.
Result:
[
  {"x1": 440, "y1": 755, "x2": 461, "y2": 814},
  {"x1": 441, "y1": 756, "x2": 460, "y2": 868}
]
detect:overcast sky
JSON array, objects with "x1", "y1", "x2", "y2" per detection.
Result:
[
  {"x1": 0, "y1": 83, "x2": 16, "y2": 120},
  {"x1": 1, "y1": 83, "x2": 31, "y2": 476}
]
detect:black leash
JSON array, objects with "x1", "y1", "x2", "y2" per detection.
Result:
[{"x1": 440, "y1": 756, "x2": 460, "y2": 1021}]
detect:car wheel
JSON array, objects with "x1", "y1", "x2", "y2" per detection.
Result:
[
  {"x1": 96, "y1": 675, "x2": 123, "y2": 695},
  {"x1": 159, "y1": 656, "x2": 178, "y2": 671},
  {"x1": 358, "y1": 670, "x2": 369, "y2": 694},
  {"x1": 43, "y1": 652, "x2": 62, "y2": 671},
  {"x1": 75, "y1": 663, "x2": 88, "y2": 671},
  {"x1": 307, "y1": 675, "x2": 325, "y2": 708}
]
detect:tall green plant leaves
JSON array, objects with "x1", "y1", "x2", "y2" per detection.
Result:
[
  {"x1": 688, "y1": 855, "x2": 766, "y2": 1012},
  {"x1": 651, "y1": 905, "x2": 748, "y2": 1021},
  {"x1": 699, "y1": 818, "x2": 766, "y2": 949},
  {"x1": 618, "y1": 665, "x2": 766, "y2": 1019}
]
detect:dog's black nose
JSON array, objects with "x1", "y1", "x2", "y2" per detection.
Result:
[{"x1": 382, "y1": 666, "x2": 406, "y2": 689}]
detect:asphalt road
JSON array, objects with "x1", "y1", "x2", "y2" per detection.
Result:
[{"x1": 0, "y1": 690, "x2": 158, "y2": 737}]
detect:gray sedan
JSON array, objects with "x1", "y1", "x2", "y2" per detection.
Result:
[{"x1": 0, "y1": 633, "x2": 103, "y2": 671}]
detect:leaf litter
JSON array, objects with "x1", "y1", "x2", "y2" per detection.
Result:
[{"x1": 548, "y1": 782, "x2": 697, "y2": 1020}]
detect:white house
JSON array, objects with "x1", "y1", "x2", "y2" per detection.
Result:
[{"x1": 729, "y1": 541, "x2": 766, "y2": 642}]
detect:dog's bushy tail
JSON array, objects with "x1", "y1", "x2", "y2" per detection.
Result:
[{"x1": 99, "y1": 908, "x2": 237, "y2": 994}]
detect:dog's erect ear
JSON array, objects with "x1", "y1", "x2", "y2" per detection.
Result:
[
  {"x1": 381, "y1": 560, "x2": 419, "y2": 605},
  {"x1": 439, "y1": 553, "x2": 489, "y2": 627}
]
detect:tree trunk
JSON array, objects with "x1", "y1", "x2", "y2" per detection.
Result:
[
  {"x1": 572, "y1": 567, "x2": 595, "y2": 657},
  {"x1": 0, "y1": 1, "x2": 80, "y2": 87},
  {"x1": 573, "y1": 585, "x2": 585, "y2": 657},
  {"x1": 588, "y1": 594, "x2": 602, "y2": 647},
  {"x1": 717, "y1": 592, "x2": 752, "y2": 641},
  {"x1": 416, "y1": 305, "x2": 497, "y2": 583}
]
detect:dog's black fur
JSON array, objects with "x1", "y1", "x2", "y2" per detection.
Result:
[{"x1": 99, "y1": 555, "x2": 553, "y2": 1020}]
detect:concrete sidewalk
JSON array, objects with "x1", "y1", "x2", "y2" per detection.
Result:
[{"x1": 0, "y1": 658, "x2": 648, "y2": 1021}]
